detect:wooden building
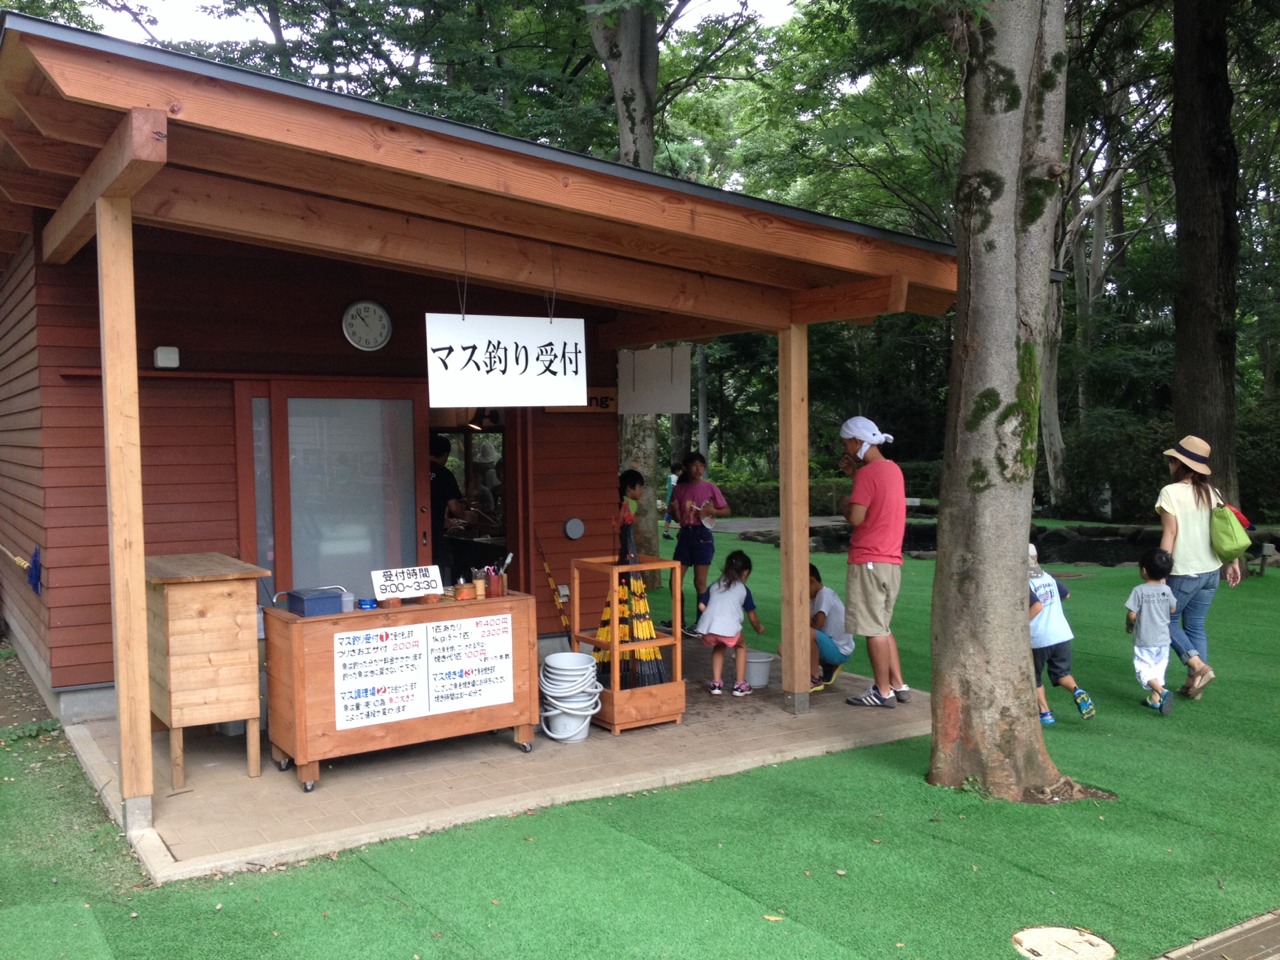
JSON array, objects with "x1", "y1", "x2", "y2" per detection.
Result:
[{"x1": 0, "y1": 14, "x2": 956, "y2": 820}]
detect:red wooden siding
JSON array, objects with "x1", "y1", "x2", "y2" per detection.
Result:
[
  {"x1": 0, "y1": 240, "x2": 46, "y2": 677},
  {"x1": 2, "y1": 227, "x2": 631, "y2": 692}
]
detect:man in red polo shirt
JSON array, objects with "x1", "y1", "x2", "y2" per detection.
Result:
[{"x1": 839, "y1": 416, "x2": 911, "y2": 708}]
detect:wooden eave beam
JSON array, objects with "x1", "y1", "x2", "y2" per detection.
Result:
[
  {"x1": 24, "y1": 36, "x2": 958, "y2": 295},
  {"x1": 132, "y1": 168, "x2": 792, "y2": 330},
  {"x1": 597, "y1": 313, "x2": 745, "y2": 350},
  {"x1": 9, "y1": 90, "x2": 856, "y2": 292},
  {"x1": 790, "y1": 275, "x2": 909, "y2": 326},
  {"x1": 0, "y1": 117, "x2": 97, "y2": 176},
  {"x1": 0, "y1": 167, "x2": 72, "y2": 207},
  {"x1": 0, "y1": 199, "x2": 34, "y2": 233},
  {"x1": 42, "y1": 107, "x2": 166, "y2": 264}
]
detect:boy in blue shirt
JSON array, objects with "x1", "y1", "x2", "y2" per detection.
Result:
[{"x1": 1029, "y1": 544, "x2": 1096, "y2": 725}]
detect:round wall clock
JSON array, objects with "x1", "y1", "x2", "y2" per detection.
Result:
[{"x1": 342, "y1": 300, "x2": 392, "y2": 351}]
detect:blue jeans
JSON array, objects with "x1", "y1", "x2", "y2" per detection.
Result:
[{"x1": 1167, "y1": 570, "x2": 1219, "y2": 664}]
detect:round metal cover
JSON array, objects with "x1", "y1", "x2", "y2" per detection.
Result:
[{"x1": 1012, "y1": 927, "x2": 1115, "y2": 960}]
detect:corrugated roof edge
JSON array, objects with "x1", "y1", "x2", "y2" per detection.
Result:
[{"x1": 0, "y1": 10, "x2": 962, "y2": 261}]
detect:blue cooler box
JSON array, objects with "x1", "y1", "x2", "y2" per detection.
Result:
[{"x1": 287, "y1": 587, "x2": 351, "y2": 617}]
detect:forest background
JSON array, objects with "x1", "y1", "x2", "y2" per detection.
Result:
[{"x1": 16, "y1": 0, "x2": 1280, "y2": 524}]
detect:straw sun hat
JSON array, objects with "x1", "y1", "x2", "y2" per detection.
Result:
[{"x1": 1164, "y1": 435, "x2": 1212, "y2": 476}]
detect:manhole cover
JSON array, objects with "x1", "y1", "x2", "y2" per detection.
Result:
[{"x1": 1012, "y1": 927, "x2": 1115, "y2": 960}]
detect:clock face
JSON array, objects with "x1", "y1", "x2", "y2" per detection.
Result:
[{"x1": 342, "y1": 300, "x2": 392, "y2": 351}]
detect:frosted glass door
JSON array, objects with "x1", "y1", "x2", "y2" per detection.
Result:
[{"x1": 288, "y1": 398, "x2": 416, "y2": 595}]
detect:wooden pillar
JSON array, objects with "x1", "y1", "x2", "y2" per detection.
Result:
[
  {"x1": 96, "y1": 195, "x2": 153, "y2": 819},
  {"x1": 777, "y1": 324, "x2": 810, "y2": 714}
]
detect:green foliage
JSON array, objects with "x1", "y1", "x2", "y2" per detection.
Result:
[
  {"x1": 8, "y1": 0, "x2": 99, "y2": 29},
  {"x1": 1237, "y1": 398, "x2": 1280, "y2": 524},
  {"x1": 1056, "y1": 406, "x2": 1172, "y2": 522}
]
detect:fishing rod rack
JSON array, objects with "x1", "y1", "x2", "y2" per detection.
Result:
[{"x1": 569, "y1": 555, "x2": 686, "y2": 734}]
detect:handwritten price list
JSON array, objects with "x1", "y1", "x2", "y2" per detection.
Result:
[{"x1": 334, "y1": 614, "x2": 514, "y2": 730}]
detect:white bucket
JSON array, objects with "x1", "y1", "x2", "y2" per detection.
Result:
[
  {"x1": 540, "y1": 651, "x2": 602, "y2": 743},
  {"x1": 745, "y1": 650, "x2": 774, "y2": 689}
]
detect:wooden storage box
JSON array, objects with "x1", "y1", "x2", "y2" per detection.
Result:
[{"x1": 146, "y1": 553, "x2": 271, "y2": 788}]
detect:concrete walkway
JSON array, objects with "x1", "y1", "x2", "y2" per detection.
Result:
[{"x1": 66, "y1": 637, "x2": 928, "y2": 885}]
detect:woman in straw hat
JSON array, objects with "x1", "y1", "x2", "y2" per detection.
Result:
[{"x1": 1155, "y1": 435, "x2": 1241, "y2": 699}]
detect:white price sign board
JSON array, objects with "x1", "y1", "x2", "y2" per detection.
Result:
[
  {"x1": 371, "y1": 565, "x2": 444, "y2": 601},
  {"x1": 425, "y1": 313, "x2": 586, "y2": 407},
  {"x1": 333, "y1": 613, "x2": 514, "y2": 730}
]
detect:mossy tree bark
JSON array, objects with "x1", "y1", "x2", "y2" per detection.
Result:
[{"x1": 928, "y1": 0, "x2": 1077, "y2": 801}]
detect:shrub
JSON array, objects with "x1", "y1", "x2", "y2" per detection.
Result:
[{"x1": 1060, "y1": 407, "x2": 1172, "y2": 522}]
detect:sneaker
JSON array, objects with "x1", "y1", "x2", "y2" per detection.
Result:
[
  {"x1": 708, "y1": 680, "x2": 723, "y2": 696},
  {"x1": 1073, "y1": 687, "x2": 1096, "y2": 719},
  {"x1": 1039, "y1": 710, "x2": 1056, "y2": 726},
  {"x1": 821, "y1": 662, "x2": 844, "y2": 685},
  {"x1": 892, "y1": 684, "x2": 912, "y2": 703},
  {"x1": 659, "y1": 620, "x2": 673, "y2": 631},
  {"x1": 732, "y1": 681, "x2": 752, "y2": 698},
  {"x1": 846, "y1": 686, "x2": 895, "y2": 708},
  {"x1": 684, "y1": 626, "x2": 701, "y2": 639},
  {"x1": 662, "y1": 532, "x2": 674, "y2": 540},
  {"x1": 810, "y1": 673, "x2": 825, "y2": 692},
  {"x1": 1159, "y1": 690, "x2": 1173, "y2": 716}
]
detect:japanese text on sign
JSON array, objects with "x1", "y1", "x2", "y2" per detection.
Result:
[
  {"x1": 371, "y1": 565, "x2": 444, "y2": 601},
  {"x1": 333, "y1": 614, "x2": 514, "y2": 729},
  {"x1": 425, "y1": 313, "x2": 587, "y2": 407}
]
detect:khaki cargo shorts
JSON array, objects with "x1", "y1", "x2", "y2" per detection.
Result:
[{"x1": 844, "y1": 562, "x2": 901, "y2": 638}]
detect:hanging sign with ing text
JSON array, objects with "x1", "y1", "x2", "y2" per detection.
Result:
[{"x1": 425, "y1": 313, "x2": 587, "y2": 408}]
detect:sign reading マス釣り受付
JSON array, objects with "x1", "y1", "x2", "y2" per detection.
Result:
[{"x1": 425, "y1": 313, "x2": 586, "y2": 408}]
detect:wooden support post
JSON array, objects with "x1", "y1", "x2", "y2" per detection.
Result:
[
  {"x1": 97, "y1": 195, "x2": 153, "y2": 809},
  {"x1": 777, "y1": 324, "x2": 810, "y2": 713}
]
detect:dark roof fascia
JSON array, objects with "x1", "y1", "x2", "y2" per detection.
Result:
[{"x1": 0, "y1": 11, "x2": 958, "y2": 262}]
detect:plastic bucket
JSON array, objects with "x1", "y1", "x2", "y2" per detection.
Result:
[
  {"x1": 539, "y1": 651, "x2": 602, "y2": 743},
  {"x1": 745, "y1": 650, "x2": 774, "y2": 689}
]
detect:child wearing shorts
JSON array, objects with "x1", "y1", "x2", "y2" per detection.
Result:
[
  {"x1": 1125, "y1": 547, "x2": 1178, "y2": 716},
  {"x1": 808, "y1": 564, "x2": 854, "y2": 691},
  {"x1": 695, "y1": 550, "x2": 765, "y2": 697},
  {"x1": 1029, "y1": 544, "x2": 1096, "y2": 725}
]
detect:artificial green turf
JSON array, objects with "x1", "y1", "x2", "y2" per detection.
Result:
[{"x1": 3, "y1": 544, "x2": 1277, "y2": 959}]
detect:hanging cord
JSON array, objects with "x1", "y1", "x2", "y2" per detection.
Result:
[
  {"x1": 545, "y1": 249, "x2": 557, "y2": 323},
  {"x1": 455, "y1": 228, "x2": 469, "y2": 320}
]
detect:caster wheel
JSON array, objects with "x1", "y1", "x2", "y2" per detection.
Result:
[
  {"x1": 303, "y1": 780, "x2": 316, "y2": 793},
  {"x1": 519, "y1": 742, "x2": 533, "y2": 753},
  {"x1": 277, "y1": 757, "x2": 291, "y2": 772}
]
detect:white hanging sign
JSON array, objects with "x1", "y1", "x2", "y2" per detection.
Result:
[
  {"x1": 618, "y1": 345, "x2": 692, "y2": 414},
  {"x1": 426, "y1": 313, "x2": 587, "y2": 407}
]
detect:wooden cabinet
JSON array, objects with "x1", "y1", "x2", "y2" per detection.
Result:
[
  {"x1": 264, "y1": 593, "x2": 537, "y2": 791},
  {"x1": 146, "y1": 553, "x2": 271, "y2": 789},
  {"x1": 569, "y1": 555, "x2": 685, "y2": 734}
]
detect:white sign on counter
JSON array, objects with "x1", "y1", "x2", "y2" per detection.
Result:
[
  {"x1": 333, "y1": 613, "x2": 514, "y2": 729},
  {"x1": 371, "y1": 565, "x2": 444, "y2": 601}
]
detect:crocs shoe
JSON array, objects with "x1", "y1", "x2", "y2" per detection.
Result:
[
  {"x1": 732, "y1": 681, "x2": 752, "y2": 698},
  {"x1": 1039, "y1": 710, "x2": 1056, "y2": 726},
  {"x1": 1073, "y1": 688, "x2": 1096, "y2": 719},
  {"x1": 1159, "y1": 690, "x2": 1173, "y2": 715}
]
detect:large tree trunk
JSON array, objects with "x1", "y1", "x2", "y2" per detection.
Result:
[
  {"x1": 589, "y1": 0, "x2": 663, "y2": 572},
  {"x1": 1172, "y1": 0, "x2": 1240, "y2": 501},
  {"x1": 928, "y1": 0, "x2": 1076, "y2": 801},
  {"x1": 587, "y1": 2, "x2": 659, "y2": 169}
]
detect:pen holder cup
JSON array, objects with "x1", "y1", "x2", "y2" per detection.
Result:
[{"x1": 487, "y1": 573, "x2": 506, "y2": 598}]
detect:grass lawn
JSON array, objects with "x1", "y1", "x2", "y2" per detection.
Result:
[{"x1": 2, "y1": 537, "x2": 1277, "y2": 959}]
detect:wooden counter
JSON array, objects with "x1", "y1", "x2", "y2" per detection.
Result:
[
  {"x1": 263, "y1": 592, "x2": 537, "y2": 791},
  {"x1": 146, "y1": 552, "x2": 271, "y2": 789}
]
